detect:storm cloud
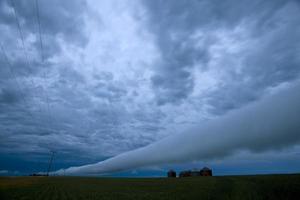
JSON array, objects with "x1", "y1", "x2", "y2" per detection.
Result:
[
  {"x1": 57, "y1": 81, "x2": 300, "y2": 175},
  {"x1": 1, "y1": 0, "x2": 300, "y2": 175}
]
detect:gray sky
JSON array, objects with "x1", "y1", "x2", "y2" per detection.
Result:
[{"x1": 1, "y1": 0, "x2": 300, "y2": 175}]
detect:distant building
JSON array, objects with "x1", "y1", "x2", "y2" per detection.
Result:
[
  {"x1": 29, "y1": 173, "x2": 48, "y2": 176},
  {"x1": 179, "y1": 170, "x2": 191, "y2": 177},
  {"x1": 200, "y1": 167, "x2": 213, "y2": 176},
  {"x1": 167, "y1": 170, "x2": 176, "y2": 177},
  {"x1": 178, "y1": 167, "x2": 212, "y2": 177},
  {"x1": 191, "y1": 169, "x2": 201, "y2": 177}
]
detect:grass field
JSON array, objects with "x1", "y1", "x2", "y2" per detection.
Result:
[{"x1": 1, "y1": 174, "x2": 300, "y2": 200}]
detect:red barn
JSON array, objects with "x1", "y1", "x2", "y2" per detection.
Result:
[
  {"x1": 178, "y1": 167, "x2": 213, "y2": 177},
  {"x1": 200, "y1": 167, "x2": 212, "y2": 176},
  {"x1": 167, "y1": 170, "x2": 176, "y2": 177}
]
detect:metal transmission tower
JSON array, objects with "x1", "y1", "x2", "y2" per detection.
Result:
[{"x1": 46, "y1": 151, "x2": 55, "y2": 176}]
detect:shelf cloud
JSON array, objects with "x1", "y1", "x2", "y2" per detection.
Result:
[{"x1": 57, "y1": 82, "x2": 300, "y2": 175}]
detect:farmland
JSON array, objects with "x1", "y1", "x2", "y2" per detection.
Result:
[{"x1": 0, "y1": 174, "x2": 299, "y2": 200}]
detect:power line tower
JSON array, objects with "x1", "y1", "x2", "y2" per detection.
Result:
[{"x1": 46, "y1": 151, "x2": 55, "y2": 176}]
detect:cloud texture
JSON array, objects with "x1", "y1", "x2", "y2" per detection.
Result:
[
  {"x1": 1, "y1": 0, "x2": 300, "y2": 174},
  {"x1": 57, "y1": 82, "x2": 300, "y2": 174}
]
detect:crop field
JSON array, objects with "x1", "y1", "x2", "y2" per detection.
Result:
[{"x1": 0, "y1": 174, "x2": 299, "y2": 200}]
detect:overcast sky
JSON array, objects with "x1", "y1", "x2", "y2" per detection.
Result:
[{"x1": 1, "y1": 0, "x2": 300, "y2": 176}]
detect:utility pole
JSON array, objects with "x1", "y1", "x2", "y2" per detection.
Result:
[{"x1": 46, "y1": 151, "x2": 55, "y2": 176}]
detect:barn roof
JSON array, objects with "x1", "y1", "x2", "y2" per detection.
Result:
[{"x1": 201, "y1": 167, "x2": 211, "y2": 171}]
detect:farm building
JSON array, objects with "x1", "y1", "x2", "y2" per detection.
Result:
[
  {"x1": 179, "y1": 170, "x2": 192, "y2": 177},
  {"x1": 200, "y1": 167, "x2": 213, "y2": 176},
  {"x1": 178, "y1": 167, "x2": 213, "y2": 177},
  {"x1": 167, "y1": 170, "x2": 176, "y2": 177}
]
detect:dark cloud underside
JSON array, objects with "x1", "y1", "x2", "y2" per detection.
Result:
[{"x1": 0, "y1": 0, "x2": 300, "y2": 174}]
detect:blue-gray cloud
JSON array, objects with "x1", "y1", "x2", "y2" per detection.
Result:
[
  {"x1": 1, "y1": 0, "x2": 300, "y2": 174},
  {"x1": 144, "y1": 0, "x2": 300, "y2": 107},
  {"x1": 58, "y1": 82, "x2": 300, "y2": 175}
]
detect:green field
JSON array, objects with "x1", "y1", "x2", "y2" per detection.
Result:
[{"x1": 1, "y1": 174, "x2": 300, "y2": 200}]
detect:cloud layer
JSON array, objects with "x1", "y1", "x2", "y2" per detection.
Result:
[
  {"x1": 57, "y1": 82, "x2": 300, "y2": 174},
  {"x1": 1, "y1": 0, "x2": 300, "y2": 174}
]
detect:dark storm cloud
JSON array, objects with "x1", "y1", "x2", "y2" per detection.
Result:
[
  {"x1": 145, "y1": 0, "x2": 213, "y2": 104},
  {"x1": 53, "y1": 0, "x2": 300, "y2": 175},
  {"x1": 0, "y1": 0, "x2": 91, "y2": 160},
  {"x1": 0, "y1": 87, "x2": 20, "y2": 105},
  {"x1": 0, "y1": 0, "x2": 88, "y2": 49},
  {"x1": 0, "y1": 0, "x2": 88, "y2": 91},
  {"x1": 143, "y1": 0, "x2": 300, "y2": 107},
  {"x1": 1, "y1": 0, "x2": 300, "y2": 175},
  {"x1": 0, "y1": 0, "x2": 90, "y2": 122},
  {"x1": 57, "y1": 82, "x2": 300, "y2": 175},
  {"x1": 92, "y1": 72, "x2": 127, "y2": 102}
]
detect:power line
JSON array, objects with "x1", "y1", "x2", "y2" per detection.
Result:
[
  {"x1": 35, "y1": 0, "x2": 44, "y2": 62},
  {"x1": 10, "y1": 0, "x2": 54, "y2": 131},
  {"x1": 9, "y1": 0, "x2": 44, "y2": 113},
  {"x1": 8, "y1": 0, "x2": 58, "y2": 174},
  {"x1": 0, "y1": 43, "x2": 34, "y2": 118},
  {"x1": 34, "y1": 0, "x2": 54, "y2": 129},
  {"x1": 46, "y1": 150, "x2": 55, "y2": 176},
  {"x1": 10, "y1": 0, "x2": 29, "y2": 66}
]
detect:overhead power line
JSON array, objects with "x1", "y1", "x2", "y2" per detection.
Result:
[
  {"x1": 35, "y1": 0, "x2": 44, "y2": 62},
  {"x1": 9, "y1": 0, "x2": 44, "y2": 113},
  {"x1": 10, "y1": 0, "x2": 54, "y2": 131},
  {"x1": 10, "y1": 0, "x2": 29, "y2": 66},
  {"x1": 0, "y1": 43, "x2": 34, "y2": 118},
  {"x1": 34, "y1": 0, "x2": 54, "y2": 128}
]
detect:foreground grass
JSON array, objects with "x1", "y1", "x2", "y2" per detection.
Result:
[{"x1": 0, "y1": 174, "x2": 299, "y2": 200}]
